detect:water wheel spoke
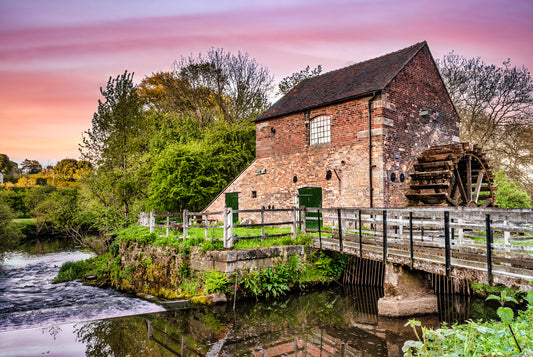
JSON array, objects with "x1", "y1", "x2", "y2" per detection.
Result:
[
  {"x1": 466, "y1": 155, "x2": 472, "y2": 203},
  {"x1": 473, "y1": 172, "x2": 484, "y2": 203},
  {"x1": 454, "y1": 168, "x2": 468, "y2": 204}
]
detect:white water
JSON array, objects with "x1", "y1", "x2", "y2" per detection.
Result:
[{"x1": 0, "y1": 248, "x2": 165, "y2": 333}]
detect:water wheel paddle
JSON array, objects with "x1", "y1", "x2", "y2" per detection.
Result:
[{"x1": 406, "y1": 143, "x2": 496, "y2": 207}]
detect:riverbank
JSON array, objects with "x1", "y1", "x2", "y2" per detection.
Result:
[{"x1": 55, "y1": 225, "x2": 346, "y2": 303}]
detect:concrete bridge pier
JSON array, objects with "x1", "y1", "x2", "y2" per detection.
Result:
[{"x1": 378, "y1": 263, "x2": 438, "y2": 317}]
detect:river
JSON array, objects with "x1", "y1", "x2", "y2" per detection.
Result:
[{"x1": 0, "y1": 241, "x2": 497, "y2": 356}]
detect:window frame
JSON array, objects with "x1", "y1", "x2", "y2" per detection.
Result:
[{"x1": 309, "y1": 115, "x2": 331, "y2": 145}]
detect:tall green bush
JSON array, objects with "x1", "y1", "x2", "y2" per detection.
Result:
[
  {"x1": 0, "y1": 198, "x2": 22, "y2": 253},
  {"x1": 494, "y1": 170, "x2": 532, "y2": 208}
]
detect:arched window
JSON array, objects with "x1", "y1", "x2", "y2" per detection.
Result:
[{"x1": 310, "y1": 115, "x2": 330, "y2": 145}]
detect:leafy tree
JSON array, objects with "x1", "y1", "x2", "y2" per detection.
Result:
[
  {"x1": 24, "y1": 185, "x2": 56, "y2": 234},
  {"x1": 277, "y1": 65, "x2": 322, "y2": 96},
  {"x1": 80, "y1": 71, "x2": 148, "y2": 226},
  {"x1": 137, "y1": 71, "x2": 193, "y2": 113},
  {"x1": 0, "y1": 154, "x2": 15, "y2": 174},
  {"x1": 174, "y1": 48, "x2": 274, "y2": 124},
  {"x1": 0, "y1": 189, "x2": 29, "y2": 218},
  {"x1": 149, "y1": 121, "x2": 255, "y2": 212},
  {"x1": 494, "y1": 170, "x2": 532, "y2": 208},
  {"x1": 53, "y1": 159, "x2": 92, "y2": 186},
  {"x1": 21, "y1": 159, "x2": 42, "y2": 174},
  {"x1": 437, "y1": 53, "x2": 533, "y2": 195},
  {"x1": 0, "y1": 198, "x2": 22, "y2": 254}
]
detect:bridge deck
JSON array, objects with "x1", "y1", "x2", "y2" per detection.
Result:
[{"x1": 304, "y1": 207, "x2": 533, "y2": 291}]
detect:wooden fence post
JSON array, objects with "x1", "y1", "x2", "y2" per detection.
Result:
[
  {"x1": 291, "y1": 207, "x2": 297, "y2": 239},
  {"x1": 261, "y1": 207, "x2": 265, "y2": 238},
  {"x1": 409, "y1": 211, "x2": 414, "y2": 270},
  {"x1": 301, "y1": 206, "x2": 306, "y2": 234},
  {"x1": 382, "y1": 210, "x2": 387, "y2": 265},
  {"x1": 183, "y1": 209, "x2": 188, "y2": 238},
  {"x1": 337, "y1": 208, "x2": 343, "y2": 253},
  {"x1": 444, "y1": 211, "x2": 451, "y2": 278},
  {"x1": 149, "y1": 209, "x2": 155, "y2": 233},
  {"x1": 166, "y1": 212, "x2": 170, "y2": 237},
  {"x1": 486, "y1": 214, "x2": 493, "y2": 286},
  {"x1": 358, "y1": 209, "x2": 362, "y2": 258}
]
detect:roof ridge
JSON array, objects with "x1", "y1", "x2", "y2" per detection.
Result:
[{"x1": 299, "y1": 41, "x2": 427, "y2": 84}]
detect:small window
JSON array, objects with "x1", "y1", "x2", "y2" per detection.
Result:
[
  {"x1": 251, "y1": 191, "x2": 257, "y2": 198},
  {"x1": 310, "y1": 115, "x2": 330, "y2": 145}
]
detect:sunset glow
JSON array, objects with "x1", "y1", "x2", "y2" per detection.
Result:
[{"x1": 1, "y1": 0, "x2": 532, "y2": 165}]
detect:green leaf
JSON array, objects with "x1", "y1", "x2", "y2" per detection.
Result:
[
  {"x1": 496, "y1": 306, "x2": 514, "y2": 325},
  {"x1": 526, "y1": 290, "x2": 533, "y2": 306}
]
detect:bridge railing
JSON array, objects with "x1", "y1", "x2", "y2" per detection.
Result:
[{"x1": 303, "y1": 207, "x2": 533, "y2": 287}]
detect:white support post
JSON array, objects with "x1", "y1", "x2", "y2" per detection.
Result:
[
  {"x1": 204, "y1": 214, "x2": 209, "y2": 240},
  {"x1": 149, "y1": 209, "x2": 155, "y2": 233},
  {"x1": 223, "y1": 207, "x2": 233, "y2": 249},
  {"x1": 183, "y1": 209, "x2": 189, "y2": 238},
  {"x1": 504, "y1": 220, "x2": 510, "y2": 246}
]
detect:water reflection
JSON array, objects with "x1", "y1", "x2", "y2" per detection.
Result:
[{"x1": 0, "y1": 286, "x2": 499, "y2": 357}]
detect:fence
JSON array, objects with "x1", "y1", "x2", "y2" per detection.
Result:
[
  {"x1": 138, "y1": 207, "x2": 301, "y2": 248},
  {"x1": 303, "y1": 207, "x2": 533, "y2": 286}
]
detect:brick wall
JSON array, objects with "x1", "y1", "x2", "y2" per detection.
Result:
[
  {"x1": 380, "y1": 46, "x2": 460, "y2": 207},
  {"x1": 204, "y1": 46, "x2": 460, "y2": 221}
]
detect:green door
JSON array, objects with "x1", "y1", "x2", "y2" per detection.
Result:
[
  {"x1": 298, "y1": 187, "x2": 322, "y2": 230},
  {"x1": 225, "y1": 192, "x2": 239, "y2": 224}
]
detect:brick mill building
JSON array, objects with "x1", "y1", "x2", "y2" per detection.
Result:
[{"x1": 204, "y1": 41, "x2": 460, "y2": 220}]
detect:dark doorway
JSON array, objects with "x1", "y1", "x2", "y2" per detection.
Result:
[
  {"x1": 225, "y1": 192, "x2": 239, "y2": 224},
  {"x1": 298, "y1": 187, "x2": 322, "y2": 229}
]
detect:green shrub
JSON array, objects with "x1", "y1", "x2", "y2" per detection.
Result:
[
  {"x1": 54, "y1": 260, "x2": 87, "y2": 283},
  {"x1": 495, "y1": 170, "x2": 532, "y2": 208},
  {"x1": 203, "y1": 270, "x2": 230, "y2": 294}
]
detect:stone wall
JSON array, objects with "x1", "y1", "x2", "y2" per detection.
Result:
[
  {"x1": 114, "y1": 242, "x2": 310, "y2": 296},
  {"x1": 114, "y1": 241, "x2": 184, "y2": 296}
]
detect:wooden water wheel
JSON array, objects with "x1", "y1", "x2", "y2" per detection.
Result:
[{"x1": 406, "y1": 143, "x2": 496, "y2": 207}]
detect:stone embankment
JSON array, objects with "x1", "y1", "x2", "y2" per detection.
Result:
[{"x1": 112, "y1": 241, "x2": 310, "y2": 300}]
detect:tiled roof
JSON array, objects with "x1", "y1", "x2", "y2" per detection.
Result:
[{"x1": 257, "y1": 41, "x2": 427, "y2": 121}]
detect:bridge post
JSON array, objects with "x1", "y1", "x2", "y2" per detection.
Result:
[{"x1": 378, "y1": 263, "x2": 438, "y2": 317}]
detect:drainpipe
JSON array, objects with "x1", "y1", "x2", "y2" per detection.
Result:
[{"x1": 368, "y1": 92, "x2": 379, "y2": 208}]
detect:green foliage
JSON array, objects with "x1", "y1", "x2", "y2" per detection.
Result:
[
  {"x1": 277, "y1": 64, "x2": 322, "y2": 96},
  {"x1": 203, "y1": 270, "x2": 230, "y2": 294},
  {"x1": 148, "y1": 120, "x2": 255, "y2": 213},
  {"x1": 311, "y1": 251, "x2": 348, "y2": 278},
  {"x1": 0, "y1": 198, "x2": 23, "y2": 252},
  {"x1": 240, "y1": 253, "x2": 339, "y2": 300},
  {"x1": 494, "y1": 170, "x2": 532, "y2": 208},
  {"x1": 403, "y1": 290, "x2": 533, "y2": 356},
  {"x1": 54, "y1": 260, "x2": 87, "y2": 283},
  {"x1": 117, "y1": 225, "x2": 157, "y2": 245},
  {"x1": 0, "y1": 189, "x2": 29, "y2": 218},
  {"x1": 0, "y1": 153, "x2": 16, "y2": 174}
]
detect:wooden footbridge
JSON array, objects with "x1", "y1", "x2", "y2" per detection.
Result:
[
  {"x1": 140, "y1": 206, "x2": 533, "y2": 292},
  {"x1": 302, "y1": 207, "x2": 533, "y2": 292}
]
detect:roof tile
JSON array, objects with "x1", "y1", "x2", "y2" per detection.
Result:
[{"x1": 257, "y1": 41, "x2": 427, "y2": 121}]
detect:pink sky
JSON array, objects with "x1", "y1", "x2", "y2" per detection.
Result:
[{"x1": 1, "y1": 0, "x2": 532, "y2": 166}]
